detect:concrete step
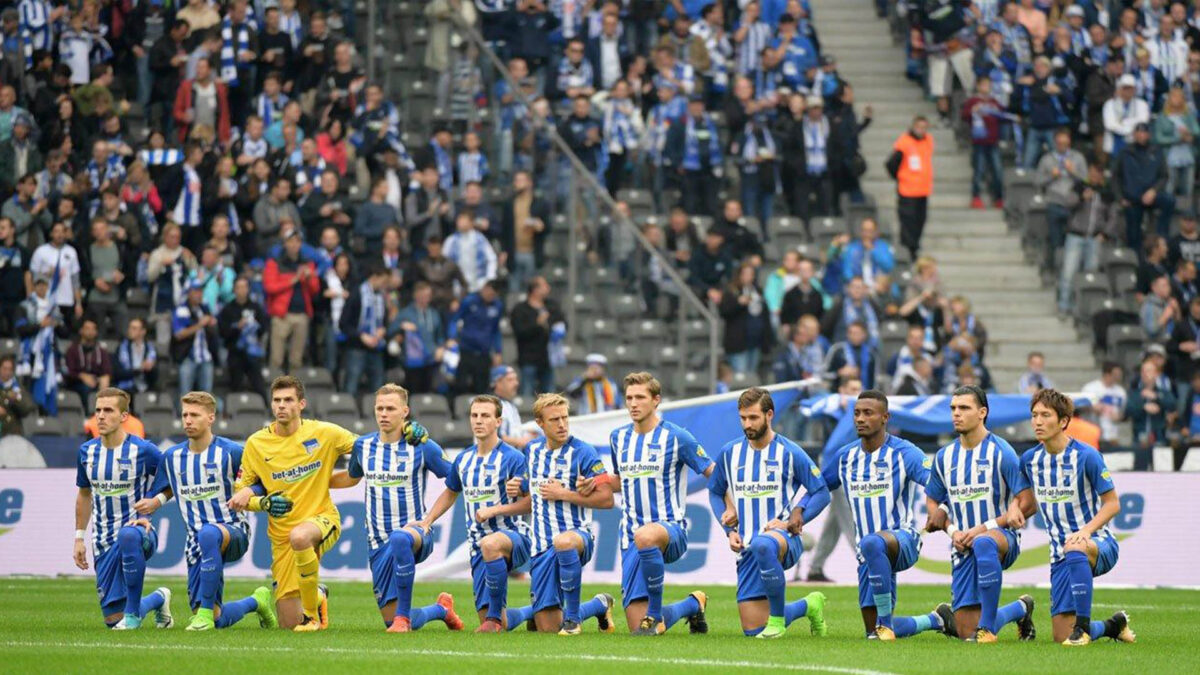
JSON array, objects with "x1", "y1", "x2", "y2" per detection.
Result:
[
  {"x1": 874, "y1": 192, "x2": 1007, "y2": 209},
  {"x1": 989, "y1": 368, "x2": 1093, "y2": 391},
  {"x1": 936, "y1": 272, "x2": 1044, "y2": 291},
  {"x1": 990, "y1": 342, "x2": 1096, "y2": 365},
  {"x1": 984, "y1": 324, "x2": 1090, "y2": 342}
]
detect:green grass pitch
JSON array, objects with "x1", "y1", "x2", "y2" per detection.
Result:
[{"x1": 2, "y1": 578, "x2": 1197, "y2": 674}]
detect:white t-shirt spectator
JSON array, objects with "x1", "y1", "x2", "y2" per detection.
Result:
[
  {"x1": 30, "y1": 242, "x2": 81, "y2": 308},
  {"x1": 1081, "y1": 378, "x2": 1128, "y2": 443}
]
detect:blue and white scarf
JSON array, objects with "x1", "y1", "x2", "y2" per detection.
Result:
[
  {"x1": 279, "y1": 9, "x2": 304, "y2": 49},
  {"x1": 18, "y1": 0, "x2": 52, "y2": 52},
  {"x1": 736, "y1": 20, "x2": 773, "y2": 75},
  {"x1": 803, "y1": 116, "x2": 828, "y2": 175},
  {"x1": 548, "y1": 321, "x2": 567, "y2": 368},
  {"x1": 138, "y1": 148, "x2": 184, "y2": 167},
  {"x1": 86, "y1": 155, "x2": 126, "y2": 193},
  {"x1": 432, "y1": 140, "x2": 454, "y2": 192},
  {"x1": 255, "y1": 92, "x2": 289, "y2": 127},
  {"x1": 220, "y1": 17, "x2": 251, "y2": 86},
  {"x1": 682, "y1": 115, "x2": 721, "y2": 171},
  {"x1": 357, "y1": 281, "x2": 385, "y2": 351},
  {"x1": 457, "y1": 151, "x2": 489, "y2": 185},
  {"x1": 172, "y1": 163, "x2": 202, "y2": 228},
  {"x1": 115, "y1": 339, "x2": 156, "y2": 393},
  {"x1": 843, "y1": 300, "x2": 879, "y2": 345},
  {"x1": 18, "y1": 292, "x2": 57, "y2": 414},
  {"x1": 604, "y1": 99, "x2": 639, "y2": 154},
  {"x1": 739, "y1": 123, "x2": 776, "y2": 174},
  {"x1": 236, "y1": 307, "x2": 265, "y2": 359}
]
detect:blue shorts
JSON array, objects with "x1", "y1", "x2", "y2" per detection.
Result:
[
  {"x1": 1049, "y1": 536, "x2": 1120, "y2": 616},
  {"x1": 735, "y1": 530, "x2": 803, "y2": 603},
  {"x1": 95, "y1": 526, "x2": 158, "y2": 617},
  {"x1": 856, "y1": 529, "x2": 922, "y2": 609},
  {"x1": 470, "y1": 529, "x2": 533, "y2": 611},
  {"x1": 368, "y1": 531, "x2": 435, "y2": 609},
  {"x1": 950, "y1": 529, "x2": 1021, "y2": 611},
  {"x1": 185, "y1": 526, "x2": 250, "y2": 610},
  {"x1": 528, "y1": 529, "x2": 595, "y2": 613},
  {"x1": 620, "y1": 521, "x2": 688, "y2": 608}
]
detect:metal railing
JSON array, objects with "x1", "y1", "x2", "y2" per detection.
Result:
[{"x1": 365, "y1": 2, "x2": 720, "y2": 393}]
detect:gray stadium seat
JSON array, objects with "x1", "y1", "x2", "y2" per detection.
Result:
[
  {"x1": 136, "y1": 391, "x2": 174, "y2": 416},
  {"x1": 226, "y1": 392, "x2": 266, "y2": 418},
  {"x1": 28, "y1": 415, "x2": 65, "y2": 436},
  {"x1": 312, "y1": 392, "x2": 358, "y2": 417},
  {"x1": 810, "y1": 217, "x2": 845, "y2": 251},
  {"x1": 1072, "y1": 273, "x2": 1112, "y2": 324}
]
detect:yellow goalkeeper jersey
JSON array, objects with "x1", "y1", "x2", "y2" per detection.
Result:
[{"x1": 236, "y1": 419, "x2": 358, "y2": 542}]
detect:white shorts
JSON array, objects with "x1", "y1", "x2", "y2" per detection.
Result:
[{"x1": 928, "y1": 48, "x2": 976, "y2": 98}]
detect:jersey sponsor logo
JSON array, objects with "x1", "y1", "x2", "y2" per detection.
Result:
[
  {"x1": 529, "y1": 476, "x2": 564, "y2": 493},
  {"x1": 92, "y1": 479, "x2": 135, "y2": 497},
  {"x1": 948, "y1": 484, "x2": 991, "y2": 502},
  {"x1": 463, "y1": 484, "x2": 499, "y2": 504},
  {"x1": 365, "y1": 470, "x2": 409, "y2": 488},
  {"x1": 734, "y1": 479, "x2": 779, "y2": 500},
  {"x1": 846, "y1": 479, "x2": 890, "y2": 499},
  {"x1": 179, "y1": 482, "x2": 222, "y2": 502},
  {"x1": 621, "y1": 449, "x2": 663, "y2": 478},
  {"x1": 271, "y1": 459, "x2": 323, "y2": 484},
  {"x1": 1034, "y1": 484, "x2": 1076, "y2": 503}
]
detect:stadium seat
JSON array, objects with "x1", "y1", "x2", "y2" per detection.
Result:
[
  {"x1": 27, "y1": 415, "x2": 66, "y2": 436},
  {"x1": 411, "y1": 393, "x2": 451, "y2": 418},
  {"x1": 768, "y1": 216, "x2": 805, "y2": 246},
  {"x1": 811, "y1": 217, "x2": 845, "y2": 251},
  {"x1": 297, "y1": 367, "x2": 337, "y2": 391},
  {"x1": 226, "y1": 392, "x2": 266, "y2": 418},
  {"x1": 586, "y1": 318, "x2": 619, "y2": 349},
  {"x1": 1072, "y1": 273, "x2": 1112, "y2": 324},
  {"x1": 1112, "y1": 271, "x2": 1139, "y2": 299},
  {"x1": 611, "y1": 294, "x2": 642, "y2": 321},
  {"x1": 136, "y1": 391, "x2": 174, "y2": 416},
  {"x1": 142, "y1": 412, "x2": 177, "y2": 440},
  {"x1": 231, "y1": 412, "x2": 269, "y2": 436},
  {"x1": 1002, "y1": 167, "x2": 1036, "y2": 226},
  {"x1": 436, "y1": 419, "x2": 472, "y2": 446},
  {"x1": 312, "y1": 392, "x2": 358, "y2": 418},
  {"x1": 55, "y1": 392, "x2": 84, "y2": 417},
  {"x1": 1101, "y1": 247, "x2": 1140, "y2": 289},
  {"x1": 1107, "y1": 325, "x2": 1148, "y2": 372}
]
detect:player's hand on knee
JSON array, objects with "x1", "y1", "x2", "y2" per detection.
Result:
[
  {"x1": 127, "y1": 518, "x2": 152, "y2": 532},
  {"x1": 951, "y1": 530, "x2": 969, "y2": 553},
  {"x1": 474, "y1": 507, "x2": 493, "y2": 524},
  {"x1": 1064, "y1": 530, "x2": 1090, "y2": 549},
  {"x1": 133, "y1": 498, "x2": 160, "y2": 516},
  {"x1": 402, "y1": 420, "x2": 429, "y2": 445},
  {"x1": 763, "y1": 518, "x2": 788, "y2": 533},
  {"x1": 258, "y1": 492, "x2": 294, "y2": 518}
]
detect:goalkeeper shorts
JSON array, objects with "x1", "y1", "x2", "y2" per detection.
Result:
[{"x1": 270, "y1": 511, "x2": 341, "y2": 600}]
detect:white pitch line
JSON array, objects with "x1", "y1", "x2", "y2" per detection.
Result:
[
  {"x1": 1094, "y1": 603, "x2": 1197, "y2": 611},
  {"x1": 1, "y1": 640, "x2": 901, "y2": 675}
]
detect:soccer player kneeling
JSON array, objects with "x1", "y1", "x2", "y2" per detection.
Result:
[
  {"x1": 522, "y1": 393, "x2": 617, "y2": 635},
  {"x1": 1022, "y1": 389, "x2": 1135, "y2": 646},
  {"x1": 228, "y1": 376, "x2": 359, "y2": 631},
  {"x1": 137, "y1": 391, "x2": 276, "y2": 631},
  {"x1": 420, "y1": 395, "x2": 536, "y2": 632},
  {"x1": 924, "y1": 386, "x2": 1036, "y2": 642},
  {"x1": 591, "y1": 372, "x2": 712, "y2": 636},
  {"x1": 73, "y1": 388, "x2": 171, "y2": 629},
  {"x1": 822, "y1": 391, "x2": 954, "y2": 641},
  {"x1": 331, "y1": 384, "x2": 463, "y2": 633},
  {"x1": 707, "y1": 388, "x2": 831, "y2": 639}
]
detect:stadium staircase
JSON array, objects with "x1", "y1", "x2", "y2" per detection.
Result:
[{"x1": 813, "y1": 0, "x2": 1095, "y2": 391}]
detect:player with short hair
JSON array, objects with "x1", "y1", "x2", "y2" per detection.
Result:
[
  {"x1": 707, "y1": 387, "x2": 831, "y2": 639},
  {"x1": 1020, "y1": 389, "x2": 1136, "y2": 646},
  {"x1": 521, "y1": 393, "x2": 618, "y2": 635},
  {"x1": 582, "y1": 371, "x2": 712, "y2": 635},
  {"x1": 822, "y1": 390, "x2": 954, "y2": 640},
  {"x1": 419, "y1": 394, "x2": 536, "y2": 632},
  {"x1": 924, "y1": 385, "x2": 1037, "y2": 642},
  {"x1": 229, "y1": 376, "x2": 362, "y2": 631},
  {"x1": 73, "y1": 387, "x2": 172, "y2": 629},
  {"x1": 136, "y1": 391, "x2": 277, "y2": 631},
  {"x1": 332, "y1": 383, "x2": 463, "y2": 633}
]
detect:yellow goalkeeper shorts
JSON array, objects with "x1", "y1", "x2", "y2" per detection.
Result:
[{"x1": 270, "y1": 511, "x2": 341, "y2": 600}]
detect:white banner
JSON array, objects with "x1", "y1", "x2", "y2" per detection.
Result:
[{"x1": 1, "y1": 470, "x2": 1197, "y2": 588}]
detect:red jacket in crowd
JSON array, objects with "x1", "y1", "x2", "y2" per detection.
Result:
[{"x1": 262, "y1": 257, "x2": 320, "y2": 318}]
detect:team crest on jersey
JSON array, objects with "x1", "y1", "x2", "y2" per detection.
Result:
[
  {"x1": 873, "y1": 461, "x2": 889, "y2": 482},
  {"x1": 116, "y1": 458, "x2": 133, "y2": 478},
  {"x1": 810, "y1": 465, "x2": 820, "y2": 477},
  {"x1": 204, "y1": 463, "x2": 220, "y2": 481},
  {"x1": 302, "y1": 439, "x2": 319, "y2": 455},
  {"x1": 696, "y1": 446, "x2": 707, "y2": 458},
  {"x1": 974, "y1": 457, "x2": 991, "y2": 479}
]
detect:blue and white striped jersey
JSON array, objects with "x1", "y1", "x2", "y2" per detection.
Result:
[
  {"x1": 1020, "y1": 439, "x2": 1117, "y2": 564},
  {"x1": 445, "y1": 442, "x2": 528, "y2": 555},
  {"x1": 152, "y1": 436, "x2": 250, "y2": 565},
  {"x1": 823, "y1": 434, "x2": 930, "y2": 560},
  {"x1": 75, "y1": 435, "x2": 162, "y2": 556},
  {"x1": 926, "y1": 433, "x2": 1030, "y2": 564},
  {"x1": 348, "y1": 433, "x2": 452, "y2": 550},
  {"x1": 708, "y1": 434, "x2": 824, "y2": 560},
  {"x1": 524, "y1": 436, "x2": 607, "y2": 556},
  {"x1": 609, "y1": 420, "x2": 712, "y2": 551}
]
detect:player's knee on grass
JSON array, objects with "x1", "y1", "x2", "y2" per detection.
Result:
[{"x1": 633, "y1": 524, "x2": 666, "y2": 550}]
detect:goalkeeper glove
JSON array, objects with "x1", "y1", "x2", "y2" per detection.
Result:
[
  {"x1": 256, "y1": 492, "x2": 293, "y2": 518},
  {"x1": 403, "y1": 420, "x2": 429, "y2": 445}
]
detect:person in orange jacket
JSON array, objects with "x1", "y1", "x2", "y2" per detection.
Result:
[{"x1": 886, "y1": 116, "x2": 934, "y2": 261}]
